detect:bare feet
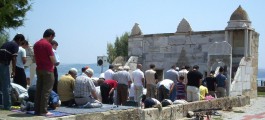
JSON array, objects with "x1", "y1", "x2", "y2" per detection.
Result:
[{"x1": 40, "y1": 112, "x2": 53, "y2": 116}]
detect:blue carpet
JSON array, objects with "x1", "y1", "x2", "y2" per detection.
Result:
[{"x1": 26, "y1": 110, "x2": 72, "y2": 117}]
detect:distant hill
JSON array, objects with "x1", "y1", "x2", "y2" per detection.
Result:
[{"x1": 57, "y1": 63, "x2": 108, "y2": 78}]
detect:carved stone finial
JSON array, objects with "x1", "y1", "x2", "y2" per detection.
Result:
[
  {"x1": 176, "y1": 18, "x2": 192, "y2": 33},
  {"x1": 131, "y1": 23, "x2": 142, "y2": 36},
  {"x1": 230, "y1": 5, "x2": 249, "y2": 21}
]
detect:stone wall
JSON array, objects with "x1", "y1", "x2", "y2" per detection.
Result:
[
  {"x1": 128, "y1": 31, "x2": 225, "y2": 75},
  {"x1": 52, "y1": 96, "x2": 249, "y2": 120}
]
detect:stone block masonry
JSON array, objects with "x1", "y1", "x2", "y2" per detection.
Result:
[{"x1": 47, "y1": 96, "x2": 249, "y2": 120}]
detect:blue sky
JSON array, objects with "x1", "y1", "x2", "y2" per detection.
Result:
[{"x1": 8, "y1": 0, "x2": 264, "y2": 68}]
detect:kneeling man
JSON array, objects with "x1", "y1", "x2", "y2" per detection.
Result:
[{"x1": 74, "y1": 68, "x2": 102, "y2": 108}]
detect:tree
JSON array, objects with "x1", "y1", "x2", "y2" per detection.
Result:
[
  {"x1": 0, "y1": 31, "x2": 9, "y2": 47},
  {"x1": 0, "y1": 0, "x2": 32, "y2": 31},
  {"x1": 107, "y1": 43, "x2": 116, "y2": 64},
  {"x1": 107, "y1": 32, "x2": 130, "y2": 63}
]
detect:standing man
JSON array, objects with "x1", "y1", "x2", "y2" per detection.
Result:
[
  {"x1": 216, "y1": 67, "x2": 227, "y2": 98},
  {"x1": 13, "y1": 40, "x2": 29, "y2": 89},
  {"x1": 33, "y1": 29, "x2": 56, "y2": 115},
  {"x1": 205, "y1": 70, "x2": 217, "y2": 97},
  {"x1": 132, "y1": 64, "x2": 145, "y2": 107},
  {"x1": 51, "y1": 40, "x2": 60, "y2": 93},
  {"x1": 145, "y1": 64, "x2": 158, "y2": 98},
  {"x1": 104, "y1": 64, "x2": 115, "y2": 80},
  {"x1": 178, "y1": 65, "x2": 190, "y2": 85},
  {"x1": 164, "y1": 65, "x2": 179, "y2": 101},
  {"x1": 186, "y1": 65, "x2": 203, "y2": 102},
  {"x1": 113, "y1": 66, "x2": 131, "y2": 105},
  {"x1": 0, "y1": 34, "x2": 25, "y2": 110}
]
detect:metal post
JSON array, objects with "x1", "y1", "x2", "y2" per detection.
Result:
[{"x1": 101, "y1": 65, "x2": 103, "y2": 73}]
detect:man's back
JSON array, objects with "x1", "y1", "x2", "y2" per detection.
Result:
[
  {"x1": 165, "y1": 69, "x2": 179, "y2": 82},
  {"x1": 0, "y1": 41, "x2": 19, "y2": 64},
  {"x1": 58, "y1": 74, "x2": 75, "y2": 101},
  {"x1": 132, "y1": 69, "x2": 144, "y2": 86},
  {"x1": 187, "y1": 70, "x2": 203, "y2": 88},
  {"x1": 145, "y1": 69, "x2": 156, "y2": 85},
  {"x1": 113, "y1": 70, "x2": 131, "y2": 85},
  {"x1": 104, "y1": 69, "x2": 114, "y2": 80},
  {"x1": 205, "y1": 76, "x2": 216, "y2": 91},
  {"x1": 74, "y1": 74, "x2": 96, "y2": 99},
  {"x1": 178, "y1": 69, "x2": 188, "y2": 84},
  {"x1": 216, "y1": 74, "x2": 226, "y2": 88}
]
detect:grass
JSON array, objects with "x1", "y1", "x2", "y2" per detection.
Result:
[
  {"x1": 258, "y1": 92, "x2": 265, "y2": 97},
  {"x1": 258, "y1": 92, "x2": 265, "y2": 96}
]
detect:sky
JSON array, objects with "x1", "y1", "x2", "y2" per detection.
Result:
[{"x1": 8, "y1": 0, "x2": 265, "y2": 68}]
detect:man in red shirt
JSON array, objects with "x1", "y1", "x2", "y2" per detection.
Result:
[
  {"x1": 33, "y1": 29, "x2": 56, "y2": 116},
  {"x1": 100, "y1": 79, "x2": 118, "y2": 104}
]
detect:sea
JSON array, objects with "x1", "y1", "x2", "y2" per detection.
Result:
[
  {"x1": 25, "y1": 64, "x2": 265, "y2": 86},
  {"x1": 24, "y1": 63, "x2": 108, "y2": 85},
  {"x1": 56, "y1": 63, "x2": 109, "y2": 78}
]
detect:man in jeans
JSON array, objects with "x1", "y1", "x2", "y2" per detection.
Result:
[{"x1": 0, "y1": 34, "x2": 25, "y2": 110}]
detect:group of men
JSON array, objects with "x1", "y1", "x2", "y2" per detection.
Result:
[
  {"x1": 56, "y1": 63, "x2": 228, "y2": 110},
  {"x1": 0, "y1": 28, "x2": 228, "y2": 116},
  {"x1": 0, "y1": 29, "x2": 60, "y2": 116}
]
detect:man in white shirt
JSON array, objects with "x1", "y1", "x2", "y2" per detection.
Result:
[
  {"x1": 104, "y1": 64, "x2": 115, "y2": 80},
  {"x1": 156, "y1": 79, "x2": 175, "y2": 101},
  {"x1": 11, "y1": 83, "x2": 28, "y2": 105},
  {"x1": 51, "y1": 40, "x2": 60, "y2": 93},
  {"x1": 13, "y1": 40, "x2": 28, "y2": 89},
  {"x1": 178, "y1": 65, "x2": 190, "y2": 85},
  {"x1": 132, "y1": 64, "x2": 144, "y2": 107}
]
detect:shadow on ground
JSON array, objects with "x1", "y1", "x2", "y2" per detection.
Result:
[{"x1": 8, "y1": 113, "x2": 35, "y2": 118}]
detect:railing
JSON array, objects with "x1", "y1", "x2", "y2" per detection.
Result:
[{"x1": 257, "y1": 80, "x2": 265, "y2": 86}]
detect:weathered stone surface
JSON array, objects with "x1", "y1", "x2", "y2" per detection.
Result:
[{"x1": 141, "y1": 108, "x2": 160, "y2": 120}]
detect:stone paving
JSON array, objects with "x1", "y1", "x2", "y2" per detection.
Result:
[
  {"x1": 183, "y1": 96, "x2": 265, "y2": 120},
  {"x1": 0, "y1": 97, "x2": 264, "y2": 120},
  {"x1": 218, "y1": 96, "x2": 265, "y2": 120}
]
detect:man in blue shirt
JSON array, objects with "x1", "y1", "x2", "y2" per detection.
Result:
[
  {"x1": 216, "y1": 67, "x2": 227, "y2": 98},
  {"x1": 0, "y1": 34, "x2": 25, "y2": 110},
  {"x1": 164, "y1": 65, "x2": 179, "y2": 101}
]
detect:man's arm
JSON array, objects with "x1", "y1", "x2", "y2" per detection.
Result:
[
  {"x1": 141, "y1": 78, "x2": 144, "y2": 86},
  {"x1": 22, "y1": 57, "x2": 27, "y2": 64},
  {"x1": 91, "y1": 90, "x2": 98, "y2": 100},
  {"x1": 11, "y1": 55, "x2": 17, "y2": 77},
  {"x1": 49, "y1": 56, "x2": 56, "y2": 64},
  {"x1": 169, "y1": 83, "x2": 175, "y2": 95},
  {"x1": 155, "y1": 73, "x2": 158, "y2": 84},
  {"x1": 109, "y1": 88, "x2": 115, "y2": 96}
]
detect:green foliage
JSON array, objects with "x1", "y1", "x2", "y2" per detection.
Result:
[
  {"x1": 107, "y1": 43, "x2": 116, "y2": 64},
  {"x1": 0, "y1": 31, "x2": 9, "y2": 47},
  {"x1": 0, "y1": 0, "x2": 32, "y2": 31},
  {"x1": 107, "y1": 32, "x2": 129, "y2": 63}
]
